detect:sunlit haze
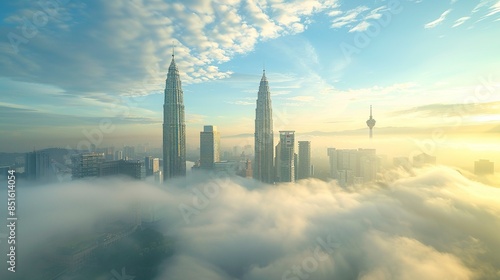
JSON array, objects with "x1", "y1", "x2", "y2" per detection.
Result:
[{"x1": 0, "y1": 0, "x2": 499, "y2": 279}]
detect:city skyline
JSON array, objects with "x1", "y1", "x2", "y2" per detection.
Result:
[
  {"x1": 1, "y1": 1, "x2": 500, "y2": 279},
  {"x1": 0, "y1": 0, "x2": 499, "y2": 155}
]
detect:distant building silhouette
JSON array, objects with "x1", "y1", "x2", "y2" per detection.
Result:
[
  {"x1": 200, "y1": 125, "x2": 220, "y2": 170},
  {"x1": 254, "y1": 70, "x2": 274, "y2": 184},
  {"x1": 297, "y1": 141, "x2": 311, "y2": 180},
  {"x1": 366, "y1": 105, "x2": 376, "y2": 139},
  {"x1": 123, "y1": 146, "x2": 135, "y2": 160},
  {"x1": 413, "y1": 153, "x2": 436, "y2": 168},
  {"x1": 25, "y1": 150, "x2": 50, "y2": 181},
  {"x1": 474, "y1": 159, "x2": 494, "y2": 175},
  {"x1": 393, "y1": 157, "x2": 411, "y2": 170},
  {"x1": 275, "y1": 131, "x2": 295, "y2": 182},
  {"x1": 114, "y1": 150, "x2": 123, "y2": 160},
  {"x1": 328, "y1": 148, "x2": 379, "y2": 187},
  {"x1": 163, "y1": 51, "x2": 186, "y2": 180}
]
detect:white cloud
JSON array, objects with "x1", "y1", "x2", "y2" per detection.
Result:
[
  {"x1": 331, "y1": 6, "x2": 370, "y2": 28},
  {"x1": 330, "y1": 5, "x2": 388, "y2": 33},
  {"x1": 0, "y1": 0, "x2": 340, "y2": 99},
  {"x1": 486, "y1": 0, "x2": 500, "y2": 17},
  {"x1": 349, "y1": 21, "x2": 371, "y2": 32},
  {"x1": 8, "y1": 166, "x2": 500, "y2": 279},
  {"x1": 452, "y1": 16, "x2": 471, "y2": 27},
  {"x1": 425, "y1": 9, "x2": 452, "y2": 29}
]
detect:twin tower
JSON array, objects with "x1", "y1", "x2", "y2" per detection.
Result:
[{"x1": 161, "y1": 53, "x2": 274, "y2": 183}]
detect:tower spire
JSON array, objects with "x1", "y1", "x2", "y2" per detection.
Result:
[
  {"x1": 172, "y1": 40, "x2": 176, "y2": 58},
  {"x1": 366, "y1": 105, "x2": 376, "y2": 139}
]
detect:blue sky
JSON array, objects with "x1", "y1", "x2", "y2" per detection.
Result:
[{"x1": 0, "y1": 0, "x2": 499, "y2": 152}]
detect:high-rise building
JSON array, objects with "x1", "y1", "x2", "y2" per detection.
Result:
[
  {"x1": 297, "y1": 141, "x2": 311, "y2": 180},
  {"x1": 25, "y1": 150, "x2": 50, "y2": 181},
  {"x1": 145, "y1": 156, "x2": 160, "y2": 176},
  {"x1": 163, "y1": 51, "x2": 186, "y2": 180},
  {"x1": 276, "y1": 131, "x2": 295, "y2": 182},
  {"x1": 200, "y1": 125, "x2": 220, "y2": 170},
  {"x1": 366, "y1": 105, "x2": 376, "y2": 139},
  {"x1": 100, "y1": 160, "x2": 145, "y2": 180},
  {"x1": 474, "y1": 159, "x2": 494, "y2": 175},
  {"x1": 114, "y1": 150, "x2": 123, "y2": 160},
  {"x1": 254, "y1": 70, "x2": 274, "y2": 184},
  {"x1": 123, "y1": 146, "x2": 135, "y2": 160},
  {"x1": 71, "y1": 153, "x2": 105, "y2": 179}
]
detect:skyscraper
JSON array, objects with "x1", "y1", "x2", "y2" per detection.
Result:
[
  {"x1": 163, "y1": 52, "x2": 186, "y2": 180},
  {"x1": 276, "y1": 131, "x2": 295, "y2": 183},
  {"x1": 254, "y1": 70, "x2": 274, "y2": 183},
  {"x1": 71, "y1": 153, "x2": 104, "y2": 179},
  {"x1": 25, "y1": 150, "x2": 50, "y2": 181},
  {"x1": 297, "y1": 141, "x2": 311, "y2": 180},
  {"x1": 200, "y1": 125, "x2": 220, "y2": 170},
  {"x1": 366, "y1": 105, "x2": 376, "y2": 139}
]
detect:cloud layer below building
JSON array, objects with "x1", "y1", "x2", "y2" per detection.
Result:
[{"x1": 1, "y1": 166, "x2": 500, "y2": 279}]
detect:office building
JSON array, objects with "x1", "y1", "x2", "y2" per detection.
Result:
[
  {"x1": 25, "y1": 150, "x2": 51, "y2": 181},
  {"x1": 254, "y1": 70, "x2": 274, "y2": 183},
  {"x1": 100, "y1": 160, "x2": 145, "y2": 180},
  {"x1": 144, "y1": 156, "x2": 160, "y2": 176},
  {"x1": 275, "y1": 131, "x2": 295, "y2": 182},
  {"x1": 71, "y1": 153, "x2": 105, "y2": 179},
  {"x1": 200, "y1": 125, "x2": 220, "y2": 169},
  {"x1": 297, "y1": 141, "x2": 311, "y2": 180},
  {"x1": 163, "y1": 51, "x2": 186, "y2": 180}
]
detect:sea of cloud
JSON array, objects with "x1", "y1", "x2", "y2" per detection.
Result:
[{"x1": 0, "y1": 165, "x2": 499, "y2": 279}]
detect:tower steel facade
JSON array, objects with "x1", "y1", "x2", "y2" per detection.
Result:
[
  {"x1": 163, "y1": 53, "x2": 186, "y2": 180},
  {"x1": 254, "y1": 70, "x2": 274, "y2": 183}
]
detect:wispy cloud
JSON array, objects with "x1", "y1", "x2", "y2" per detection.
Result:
[
  {"x1": 452, "y1": 16, "x2": 471, "y2": 27},
  {"x1": 0, "y1": 0, "x2": 340, "y2": 98},
  {"x1": 425, "y1": 9, "x2": 452, "y2": 29},
  {"x1": 330, "y1": 6, "x2": 370, "y2": 28},
  {"x1": 392, "y1": 101, "x2": 500, "y2": 118},
  {"x1": 486, "y1": 0, "x2": 500, "y2": 17}
]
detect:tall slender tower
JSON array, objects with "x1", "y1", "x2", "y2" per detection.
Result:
[
  {"x1": 366, "y1": 105, "x2": 376, "y2": 139},
  {"x1": 254, "y1": 70, "x2": 274, "y2": 183},
  {"x1": 163, "y1": 52, "x2": 186, "y2": 180}
]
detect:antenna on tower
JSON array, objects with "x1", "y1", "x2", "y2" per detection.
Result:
[
  {"x1": 366, "y1": 105, "x2": 376, "y2": 139},
  {"x1": 172, "y1": 40, "x2": 175, "y2": 57}
]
